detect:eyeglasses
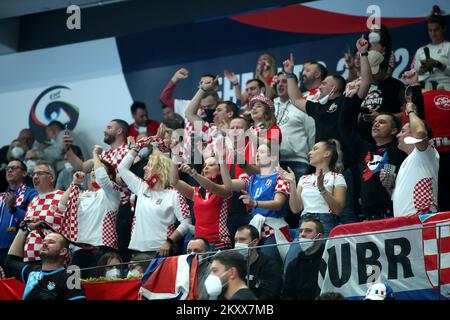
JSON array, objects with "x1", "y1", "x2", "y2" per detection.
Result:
[
  {"x1": 32, "y1": 171, "x2": 51, "y2": 177},
  {"x1": 6, "y1": 166, "x2": 22, "y2": 172}
]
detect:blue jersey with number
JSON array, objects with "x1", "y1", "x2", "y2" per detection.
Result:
[{"x1": 246, "y1": 172, "x2": 289, "y2": 218}]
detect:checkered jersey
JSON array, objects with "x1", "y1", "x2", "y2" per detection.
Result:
[
  {"x1": 24, "y1": 190, "x2": 65, "y2": 262},
  {"x1": 422, "y1": 220, "x2": 450, "y2": 291},
  {"x1": 100, "y1": 143, "x2": 129, "y2": 169},
  {"x1": 414, "y1": 177, "x2": 439, "y2": 214}
]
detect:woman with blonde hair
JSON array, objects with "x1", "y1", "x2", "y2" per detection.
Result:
[
  {"x1": 279, "y1": 139, "x2": 346, "y2": 238},
  {"x1": 117, "y1": 138, "x2": 192, "y2": 258}
]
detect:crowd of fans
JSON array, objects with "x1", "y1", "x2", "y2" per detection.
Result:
[{"x1": 0, "y1": 5, "x2": 449, "y2": 300}]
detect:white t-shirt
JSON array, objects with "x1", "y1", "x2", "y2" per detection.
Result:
[
  {"x1": 58, "y1": 167, "x2": 121, "y2": 249},
  {"x1": 393, "y1": 145, "x2": 440, "y2": 217},
  {"x1": 412, "y1": 41, "x2": 450, "y2": 89},
  {"x1": 298, "y1": 171, "x2": 347, "y2": 215},
  {"x1": 118, "y1": 153, "x2": 192, "y2": 252}
]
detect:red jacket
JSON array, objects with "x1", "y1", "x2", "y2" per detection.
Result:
[{"x1": 128, "y1": 120, "x2": 160, "y2": 138}]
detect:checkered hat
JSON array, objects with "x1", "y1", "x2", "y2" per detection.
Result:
[
  {"x1": 364, "y1": 282, "x2": 395, "y2": 300},
  {"x1": 250, "y1": 94, "x2": 275, "y2": 111}
]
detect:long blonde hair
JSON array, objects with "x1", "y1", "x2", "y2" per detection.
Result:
[{"x1": 145, "y1": 151, "x2": 171, "y2": 188}]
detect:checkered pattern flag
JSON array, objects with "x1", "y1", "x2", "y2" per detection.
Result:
[
  {"x1": 421, "y1": 214, "x2": 450, "y2": 297},
  {"x1": 61, "y1": 183, "x2": 81, "y2": 242}
]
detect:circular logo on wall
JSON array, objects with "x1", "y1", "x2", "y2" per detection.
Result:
[
  {"x1": 29, "y1": 85, "x2": 79, "y2": 143},
  {"x1": 434, "y1": 94, "x2": 450, "y2": 111}
]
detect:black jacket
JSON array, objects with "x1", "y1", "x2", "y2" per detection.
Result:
[{"x1": 283, "y1": 245, "x2": 325, "y2": 300}]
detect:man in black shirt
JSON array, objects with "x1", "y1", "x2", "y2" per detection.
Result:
[
  {"x1": 234, "y1": 225, "x2": 282, "y2": 300},
  {"x1": 284, "y1": 53, "x2": 346, "y2": 143},
  {"x1": 5, "y1": 219, "x2": 86, "y2": 300},
  {"x1": 206, "y1": 250, "x2": 257, "y2": 300},
  {"x1": 359, "y1": 49, "x2": 423, "y2": 143},
  {"x1": 339, "y1": 41, "x2": 409, "y2": 220},
  {"x1": 283, "y1": 219, "x2": 324, "y2": 300}
]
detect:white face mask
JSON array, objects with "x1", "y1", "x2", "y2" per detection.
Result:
[
  {"x1": 299, "y1": 234, "x2": 320, "y2": 253},
  {"x1": 319, "y1": 86, "x2": 335, "y2": 105},
  {"x1": 64, "y1": 162, "x2": 73, "y2": 171},
  {"x1": 204, "y1": 270, "x2": 230, "y2": 298},
  {"x1": 369, "y1": 32, "x2": 381, "y2": 46},
  {"x1": 105, "y1": 268, "x2": 121, "y2": 279},
  {"x1": 138, "y1": 147, "x2": 150, "y2": 158},
  {"x1": 126, "y1": 268, "x2": 142, "y2": 278},
  {"x1": 11, "y1": 146, "x2": 25, "y2": 159},
  {"x1": 25, "y1": 160, "x2": 36, "y2": 174},
  {"x1": 318, "y1": 93, "x2": 331, "y2": 105},
  {"x1": 234, "y1": 242, "x2": 250, "y2": 259}
]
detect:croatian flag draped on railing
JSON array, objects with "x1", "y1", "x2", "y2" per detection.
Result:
[{"x1": 138, "y1": 254, "x2": 199, "y2": 300}]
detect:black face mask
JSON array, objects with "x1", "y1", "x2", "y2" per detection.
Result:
[{"x1": 204, "y1": 109, "x2": 215, "y2": 124}]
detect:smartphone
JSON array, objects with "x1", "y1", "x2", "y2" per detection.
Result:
[{"x1": 382, "y1": 164, "x2": 396, "y2": 188}]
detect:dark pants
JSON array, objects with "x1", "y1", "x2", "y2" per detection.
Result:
[
  {"x1": 116, "y1": 202, "x2": 134, "y2": 263},
  {"x1": 339, "y1": 167, "x2": 362, "y2": 224}
]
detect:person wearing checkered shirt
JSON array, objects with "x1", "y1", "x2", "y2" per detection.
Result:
[
  {"x1": 58, "y1": 145, "x2": 121, "y2": 278},
  {"x1": 388, "y1": 102, "x2": 440, "y2": 217},
  {"x1": 171, "y1": 157, "x2": 233, "y2": 250},
  {"x1": 0, "y1": 160, "x2": 38, "y2": 271},
  {"x1": 63, "y1": 119, "x2": 130, "y2": 174},
  {"x1": 118, "y1": 144, "x2": 192, "y2": 258},
  {"x1": 5, "y1": 220, "x2": 86, "y2": 300},
  {"x1": 63, "y1": 119, "x2": 133, "y2": 261},
  {"x1": 24, "y1": 161, "x2": 64, "y2": 264},
  {"x1": 220, "y1": 141, "x2": 290, "y2": 266},
  {"x1": 184, "y1": 76, "x2": 239, "y2": 164}
]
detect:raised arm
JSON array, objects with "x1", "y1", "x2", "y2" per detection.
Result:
[
  {"x1": 59, "y1": 171, "x2": 85, "y2": 209},
  {"x1": 356, "y1": 37, "x2": 372, "y2": 100},
  {"x1": 224, "y1": 70, "x2": 242, "y2": 102},
  {"x1": 402, "y1": 69, "x2": 425, "y2": 119},
  {"x1": 219, "y1": 163, "x2": 246, "y2": 193},
  {"x1": 185, "y1": 76, "x2": 218, "y2": 124},
  {"x1": 160, "y1": 68, "x2": 189, "y2": 109},
  {"x1": 180, "y1": 164, "x2": 232, "y2": 198},
  {"x1": 63, "y1": 133, "x2": 93, "y2": 172},
  {"x1": 283, "y1": 53, "x2": 307, "y2": 113},
  {"x1": 170, "y1": 161, "x2": 195, "y2": 200},
  {"x1": 92, "y1": 145, "x2": 120, "y2": 202},
  {"x1": 405, "y1": 102, "x2": 429, "y2": 152}
]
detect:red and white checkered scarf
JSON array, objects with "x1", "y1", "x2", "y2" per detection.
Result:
[
  {"x1": 0, "y1": 183, "x2": 27, "y2": 206},
  {"x1": 61, "y1": 183, "x2": 81, "y2": 242}
]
